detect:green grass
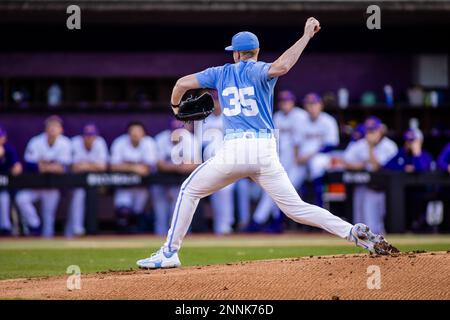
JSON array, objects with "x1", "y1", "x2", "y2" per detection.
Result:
[{"x1": 0, "y1": 235, "x2": 449, "y2": 280}]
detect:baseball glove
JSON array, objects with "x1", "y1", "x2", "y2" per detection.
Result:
[{"x1": 173, "y1": 92, "x2": 214, "y2": 122}]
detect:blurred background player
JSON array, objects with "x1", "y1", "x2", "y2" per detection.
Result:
[
  {"x1": 437, "y1": 142, "x2": 450, "y2": 173},
  {"x1": 0, "y1": 126, "x2": 22, "y2": 236},
  {"x1": 343, "y1": 116, "x2": 398, "y2": 234},
  {"x1": 247, "y1": 90, "x2": 307, "y2": 233},
  {"x1": 386, "y1": 129, "x2": 432, "y2": 173},
  {"x1": 65, "y1": 124, "x2": 109, "y2": 237},
  {"x1": 295, "y1": 93, "x2": 339, "y2": 207},
  {"x1": 152, "y1": 120, "x2": 197, "y2": 235},
  {"x1": 110, "y1": 121, "x2": 158, "y2": 233},
  {"x1": 385, "y1": 129, "x2": 433, "y2": 231},
  {"x1": 16, "y1": 115, "x2": 71, "y2": 237}
]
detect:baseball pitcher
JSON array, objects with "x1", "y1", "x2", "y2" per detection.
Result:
[{"x1": 137, "y1": 18, "x2": 398, "y2": 269}]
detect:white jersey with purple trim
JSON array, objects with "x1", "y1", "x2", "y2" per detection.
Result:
[
  {"x1": 343, "y1": 137, "x2": 398, "y2": 171},
  {"x1": 24, "y1": 133, "x2": 72, "y2": 165},
  {"x1": 273, "y1": 107, "x2": 308, "y2": 167},
  {"x1": 295, "y1": 112, "x2": 339, "y2": 156},
  {"x1": 71, "y1": 135, "x2": 109, "y2": 164},
  {"x1": 155, "y1": 129, "x2": 196, "y2": 164},
  {"x1": 110, "y1": 134, "x2": 158, "y2": 166}
]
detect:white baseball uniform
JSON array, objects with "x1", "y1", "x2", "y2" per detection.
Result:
[
  {"x1": 16, "y1": 133, "x2": 72, "y2": 237},
  {"x1": 295, "y1": 111, "x2": 340, "y2": 181},
  {"x1": 0, "y1": 191, "x2": 11, "y2": 231},
  {"x1": 152, "y1": 129, "x2": 195, "y2": 235},
  {"x1": 110, "y1": 134, "x2": 158, "y2": 214},
  {"x1": 253, "y1": 107, "x2": 308, "y2": 224},
  {"x1": 343, "y1": 137, "x2": 398, "y2": 234},
  {"x1": 65, "y1": 135, "x2": 109, "y2": 236}
]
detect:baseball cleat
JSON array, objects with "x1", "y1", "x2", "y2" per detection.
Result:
[
  {"x1": 136, "y1": 248, "x2": 181, "y2": 269},
  {"x1": 350, "y1": 223, "x2": 399, "y2": 255}
]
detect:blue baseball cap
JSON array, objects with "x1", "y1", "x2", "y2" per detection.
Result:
[
  {"x1": 278, "y1": 90, "x2": 296, "y2": 102},
  {"x1": 403, "y1": 129, "x2": 420, "y2": 142},
  {"x1": 303, "y1": 93, "x2": 322, "y2": 105},
  {"x1": 225, "y1": 31, "x2": 259, "y2": 51},
  {"x1": 352, "y1": 124, "x2": 366, "y2": 141},
  {"x1": 83, "y1": 123, "x2": 98, "y2": 136},
  {"x1": 364, "y1": 116, "x2": 382, "y2": 131}
]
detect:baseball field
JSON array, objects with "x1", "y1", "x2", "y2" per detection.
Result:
[{"x1": 0, "y1": 233, "x2": 449, "y2": 299}]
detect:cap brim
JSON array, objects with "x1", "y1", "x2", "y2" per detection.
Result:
[{"x1": 224, "y1": 45, "x2": 234, "y2": 51}]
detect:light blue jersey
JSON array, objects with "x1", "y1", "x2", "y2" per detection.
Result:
[{"x1": 196, "y1": 60, "x2": 278, "y2": 133}]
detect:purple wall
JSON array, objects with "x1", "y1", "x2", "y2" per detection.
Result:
[
  {"x1": 0, "y1": 51, "x2": 413, "y2": 158},
  {"x1": 0, "y1": 51, "x2": 412, "y2": 99}
]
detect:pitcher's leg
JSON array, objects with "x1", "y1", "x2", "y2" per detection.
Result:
[
  {"x1": 163, "y1": 159, "x2": 243, "y2": 252},
  {"x1": 252, "y1": 167, "x2": 353, "y2": 239}
]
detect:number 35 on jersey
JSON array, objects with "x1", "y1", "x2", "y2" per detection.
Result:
[{"x1": 222, "y1": 86, "x2": 259, "y2": 117}]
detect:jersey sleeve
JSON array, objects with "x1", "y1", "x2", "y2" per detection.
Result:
[
  {"x1": 96, "y1": 138, "x2": 109, "y2": 164},
  {"x1": 195, "y1": 66, "x2": 222, "y2": 89},
  {"x1": 142, "y1": 137, "x2": 158, "y2": 166},
  {"x1": 5, "y1": 143, "x2": 19, "y2": 166},
  {"x1": 57, "y1": 138, "x2": 72, "y2": 165},
  {"x1": 324, "y1": 116, "x2": 340, "y2": 147},
  {"x1": 343, "y1": 142, "x2": 361, "y2": 164},
  {"x1": 71, "y1": 138, "x2": 82, "y2": 163},
  {"x1": 375, "y1": 140, "x2": 398, "y2": 166},
  {"x1": 110, "y1": 139, "x2": 123, "y2": 165},
  {"x1": 254, "y1": 62, "x2": 277, "y2": 83},
  {"x1": 23, "y1": 137, "x2": 40, "y2": 163}
]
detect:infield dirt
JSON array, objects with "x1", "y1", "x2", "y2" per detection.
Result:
[{"x1": 1, "y1": 251, "x2": 449, "y2": 299}]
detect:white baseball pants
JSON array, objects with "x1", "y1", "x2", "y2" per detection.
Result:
[
  {"x1": 65, "y1": 188, "x2": 86, "y2": 236},
  {"x1": 163, "y1": 137, "x2": 353, "y2": 252},
  {"x1": 15, "y1": 189, "x2": 60, "y2": 237},
  {"x1": 253, "y1": 165, "x2": 306, "y2": 224},
  {"x1": 0, "y1": 191, "x2": 11, "y2": 230},
  {"x1": 353, "y1": 185, "x2": 386, "y2": 235}
]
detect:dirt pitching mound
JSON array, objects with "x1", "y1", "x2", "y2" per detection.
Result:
[{"x1": 1, "y1": 252, "x2": 449, "y2": 300}]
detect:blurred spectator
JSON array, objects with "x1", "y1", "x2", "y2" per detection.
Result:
[
  {"x1": 248, "y1": 90, "x2": 307, "y2": 233},
  {"x1": 295, "y1": 93, "x2": 339, "y2": 207},
  {"x1": 65, "y1": 124, "x2": 109, "y2": 237},
  {"x1": 0, "y1": 126, "x2": 23, "y2": 236},
  {"x1": 152, "y1": 120, "x2": 197, "y2": 235},
  {"x1": 16, "y1": 116, "x2": 71, "y2": 237},
  {"x1": 385, "y1": 129, "x2": 432, "y2": 172},
  {"x1": 47, "y1": 83, "x2": 63, "y2": 108},
  {"x1": 437, "y1": 143, "x2": 450, "y2": 173},
  {"x1": 342, "y1": 123, "x2": 365, "y2": 226},
  {"x1": 110, "y1": 121, "x2": 158, "y2": 233},
  {"x1": 386, "y1": 129, "x2": 434, "y2": 232},
  {"x1": 344, "y1": 116, "x2": 398, "y2": 234}
]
